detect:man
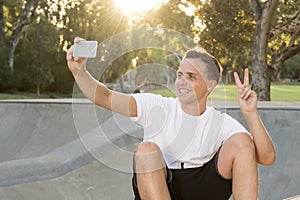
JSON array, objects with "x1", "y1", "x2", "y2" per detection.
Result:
[{"x1": 67, "y1": 37, "x2": 276, "y2": 200}]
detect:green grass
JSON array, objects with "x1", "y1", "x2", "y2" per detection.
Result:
[
  {"x1": 149, "y1": 84, "x2": 300, "y2": 102},
  {"x1": 271, "y1": 84, "x2": 300, "y2": 101},
  {"x1": 0, "y1": 84, "x2": 299, "y2": 101},
  {"x1": 0, "y1": 92, "x2": 70, "y2": 100},
  {"x1": 0, "y1": 93, "x2": 36, "y2": 100}
]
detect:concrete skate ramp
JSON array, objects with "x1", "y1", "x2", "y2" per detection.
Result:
[
  {"x1": 0, "y1": 100, "x2": 299, "y2": 200},
  {"x1": 228, "y1": 103, "x2": 300, "y2": 200},
  {"x1": 0, "y1": 99, "x2": 142, "y2": 186}
]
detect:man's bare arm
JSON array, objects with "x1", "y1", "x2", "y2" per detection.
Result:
[
  {"x1": 66, "y1": 37, "x2": 137, "y2": 117},
  {"x1": 242, "y1": 110, "x2": 275, "y2": 165},
  {"x1": 234, "y1": 68, "x2": 276, "y2": 166}
]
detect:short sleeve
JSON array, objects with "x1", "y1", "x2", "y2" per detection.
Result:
[
  {"x1": 222, "y1": 114, "x2": 251, "y2": 141},
  {"x1": 130, "y1": 93, "x2": 165, "y2": 127}
]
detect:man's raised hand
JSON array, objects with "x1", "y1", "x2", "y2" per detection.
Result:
[
  {"x1": 234, "y1": 68, "x2": 258, "y2": 113},
  {"x1": 66, "y1": 37, "x2": 87, "y2": 76}
]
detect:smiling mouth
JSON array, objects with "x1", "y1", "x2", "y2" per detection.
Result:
[{"x1": 178, "y1": 88, "x2": 191, "y2": 95}]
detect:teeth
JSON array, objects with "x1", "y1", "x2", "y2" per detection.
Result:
[{"x1": 179, "y1": 89, "x2": 190, "y2": 94}]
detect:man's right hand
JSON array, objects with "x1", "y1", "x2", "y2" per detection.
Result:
[{"x1": 66, "y1": 37, "x2": 87, "y2": 77}]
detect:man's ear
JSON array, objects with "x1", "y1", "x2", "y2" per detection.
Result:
[{"x1": 207, "y1": 80, "x2": 218, "y2": 93}]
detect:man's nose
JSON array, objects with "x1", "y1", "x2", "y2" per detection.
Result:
[{"x1": 177, "y1": 76, "x2": 188, "y2": 85}]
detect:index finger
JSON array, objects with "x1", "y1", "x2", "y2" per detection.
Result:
[
  {"x1": 234, "y1": 72, "x2": 242, "y2": 88},
  {"x1": 74, "y1": 36, "x2": 86, "y2": 44},
  {"x1": 66, "y1": 45, "x2": 74, "y2": 60}
]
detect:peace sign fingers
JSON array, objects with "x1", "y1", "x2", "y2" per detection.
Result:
[
  {"x1": 234, "y1": 68, "x2": 253, "y2": 100},
  {"x1": 234, "y1": 68, "x2": 249, "y2": 88}
]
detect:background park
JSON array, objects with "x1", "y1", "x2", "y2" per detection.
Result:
[
  {"x1": 0, "y1": 0, "x2": 299, "y2": 102},
  {"x1": 0, "y1": 1, "x2": 300, "y2": 200}
]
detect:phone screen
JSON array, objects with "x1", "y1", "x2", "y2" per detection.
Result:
[{"x1": 73, "y1": 41, "x2": 98, "y2": 58}]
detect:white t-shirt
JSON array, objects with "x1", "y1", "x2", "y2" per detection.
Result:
[{"x1": 131, "y1": 93, "x2": 250, "y2": 169}]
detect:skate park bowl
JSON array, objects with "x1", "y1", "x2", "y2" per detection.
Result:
[{"x1": 0, "y1": 99, "x2": 299, "y2": 200}]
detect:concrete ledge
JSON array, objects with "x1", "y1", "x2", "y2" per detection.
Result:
[
  {"x1": 0, "y1": 154, "x2": 65, "y2": 186},
  {"x1": 283, "y1": 195, "x2": 300, "y2": 200},
  {"x1": 0, "y1": 118, "x2": 142, "y2": 186},
  {"x1": 1, "y1": 98, "x2": 299, "y2": 108}
]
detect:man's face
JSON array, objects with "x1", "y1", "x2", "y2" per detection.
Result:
[{"x1": 175, "y1": 58, "x2": 210, "y2": 105}]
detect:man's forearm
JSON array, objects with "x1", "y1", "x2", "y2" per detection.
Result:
[
  {"x1": 243, "y1": 111, "x2": 276, "y2": 165},
  {"x1": 73, "y1": 69, "x2": 111, "y2": 107}
]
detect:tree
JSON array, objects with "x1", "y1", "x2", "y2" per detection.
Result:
[
  {"x1": 245, "y1": 0, "x2": 300, "y2": 100},
  {"x1": 0, "y1": 0, "x2": 39, "y2": 76},
  {"x1": 192, "y1": 0, "x2": 255, "y2": 83},
  {"x1": 269, "y1": 1, "x2": 300, "y2": 79},
  {"x1": 117, "y1": 0, "x2": 195, "y2": 87},
  {"x1": 15, "y1": 16, "x2": 58, "y2": 96},
  {"x1": 143, "y1": 0, "x2": 194, "y2": 37},
  {"x1": 189, "y1": 0, "x2": 300, "y2": 100},
  {"x1": 59, "y1": 0, "x2": 132, "y2": 82}
]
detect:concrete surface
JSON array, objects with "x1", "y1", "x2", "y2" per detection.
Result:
[{"x1": 0, "y1": 99, "x2": 299, "y2": 199}]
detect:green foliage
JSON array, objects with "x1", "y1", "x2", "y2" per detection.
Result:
[
  {"x1": 0, "y1": 0, "x2": 299, "y2": 97},
  {"x1": 0, "y1": 40, "x2": 10, "y2": 90},
  {"x1": 268, "y1": 0, "x2": 300, "y2": 68},
  {"x1": 194, "y1": 0, "x2": 255, "y2": 73},
  {"x1": 47, "y1": 52, "x2": 74, "y2": 94},
  {"x1": 144, "y1": 0, "x2": 194, "y2": 36},
  {"x1": 14, "y1": 16, "x2": 58, "y2": 95},
  {"x1": 281, "y1": 54, "x2": 300, "y2": 79},
  {"x1": 134, "y1": 48, "x2": 169, "y2": 87},
  {"x1": 1, "y1": 0, "x2": 25, "y2": 37},
  {"x1": 59, "y1": 0, "x2": 129, "y2": 50}
]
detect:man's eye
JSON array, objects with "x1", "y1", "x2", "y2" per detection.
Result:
[{"x1": 177, "y1": 73, "x2": 182, "y2": 78}]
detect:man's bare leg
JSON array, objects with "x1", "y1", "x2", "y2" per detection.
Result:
[
  {"x1": 218, "y1": 133, "x2": 258, "y2": 200},
  {"x1": 134, "y1": 142, "x2": 171, "y2": 200}
]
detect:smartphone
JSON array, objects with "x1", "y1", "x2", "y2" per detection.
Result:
[{"x1": 73, "y1": 41, "x2": 98, "y2": 58}]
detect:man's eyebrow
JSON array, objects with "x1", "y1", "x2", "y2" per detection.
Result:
[
  {"x1": 187, "y1": 72, "x2": 198, "y2": 76},
  {"x1": 176, "y1": 71, "x2": 199, "y2": 77}
]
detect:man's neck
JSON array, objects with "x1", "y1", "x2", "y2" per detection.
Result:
[{"x1": 181, "y1": 101, "x2": 207, "y2": 116}]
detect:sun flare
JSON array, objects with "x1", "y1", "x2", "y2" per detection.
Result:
[{"x1": 113, "y1": 0, "x2": 167, "y2": 15}]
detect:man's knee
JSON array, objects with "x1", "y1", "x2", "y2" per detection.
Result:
[
  {"x1": 135, "y1": 141, "x2": 161, "y2": 154},
  {"x1": 225, "y1": 133, "x2": 256, "y2": 165},
  {"x1": 229, "y1": 133, "x2": 255, "y2": 155},
  {"x1": 218, "y1": 133, "x2": 255, "y2": 179},
  {"x1": 134, "y1": 142, "x2": 165, "y2": 173}
]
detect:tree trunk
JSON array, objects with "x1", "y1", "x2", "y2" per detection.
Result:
[
  {"x1": 5, "y1": 0, "x2": 39, "y2": 75},
  {"x1": 0, "y1": 0, "x2": 5, "y2": 37},
  {"x1": 37, "y1": 84, "x2": 40, "y2": 97},
  {"x1": 251, "y1": 17, "x2": 272, "y2": 101},
  {"x1": 249, "y1": 0, "x2": 279, "y2": 101},
  {"x1": 8, "y1": 37, "x2": 21, "y2": 75}
]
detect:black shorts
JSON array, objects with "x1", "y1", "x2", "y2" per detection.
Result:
[{"x1": 132, "y1": 150, "x2": 232, "y2": 200}]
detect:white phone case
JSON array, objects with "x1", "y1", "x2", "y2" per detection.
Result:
[{"x1": 73, "y1": 41, "x2": 98, "y2": 58}]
